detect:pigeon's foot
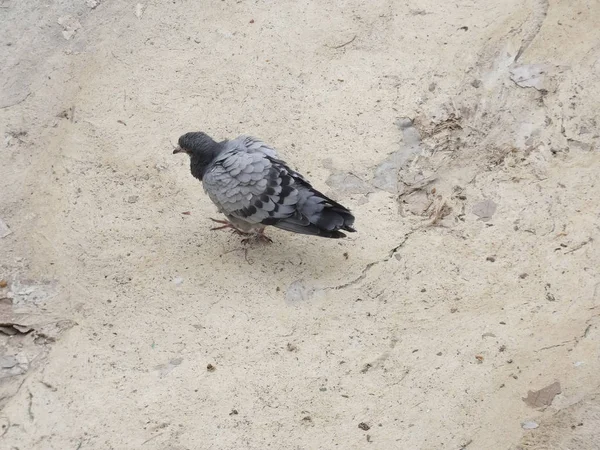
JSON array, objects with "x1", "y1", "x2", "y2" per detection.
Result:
[
  {"x1": 209, "y1": 218, "x2": 250, "y2": 236},
  {"x1": 241, "y1": 229, "x2": 273, "y2": 246}
]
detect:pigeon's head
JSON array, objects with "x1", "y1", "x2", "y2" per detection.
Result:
[{"x1": 173, "y1": 132, "x2": 217, "y2": 156}]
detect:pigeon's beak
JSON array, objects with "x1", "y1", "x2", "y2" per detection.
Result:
[{"x1": 173, "y1": 146, "x2": 184, "y2": 154}]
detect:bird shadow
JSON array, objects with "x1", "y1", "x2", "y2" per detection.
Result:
[{"x1": 213, "y1": 229, "x2": 364, "y2": 294}]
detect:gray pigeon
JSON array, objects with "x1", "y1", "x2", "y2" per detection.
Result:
[{"x1": 173, "y1": 131, "x2": 356, "y2": 241}]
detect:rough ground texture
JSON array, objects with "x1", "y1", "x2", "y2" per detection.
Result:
[{"x1": 1, "y1": 0, "x2": 599, "y2": 449}]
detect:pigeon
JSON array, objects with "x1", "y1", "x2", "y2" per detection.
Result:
[{"x1": 173, "y1": 131, "x2": 356, "y2": 242}]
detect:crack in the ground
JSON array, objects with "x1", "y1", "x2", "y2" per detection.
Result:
[
  {"x1": 27, "y1": 390, "x2": 34, "y2": 421},
  {"x1": 536, "y1": 316, "x2": 598, "y2": 352},
  {"x1": 564, "y1": 237, "x2": 593, "y2": 254},
  {"x1": 330, "y1": 230, "x2": 416, "y2": 290},
  {"x1": 514, "y1": 0, "x2": 549, "y2": 62}
]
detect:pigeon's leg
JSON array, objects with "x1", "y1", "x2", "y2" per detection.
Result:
[
  {"x1": 209, "y1": 218, "x2": 233, "y2": 229},
  {"x1": 256, "y1": 227, "x2": 273, "y2": 244},
  {"x1": 241, "y1": 227, "x2": 273, "y2": 245},
  {"x1": 209, "y1": 218, "x2": 250, "y2": 236}
]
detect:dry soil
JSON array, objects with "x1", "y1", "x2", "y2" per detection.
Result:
[{"x1": 1, "y1": 1, "x2": 599, "y2": 449}]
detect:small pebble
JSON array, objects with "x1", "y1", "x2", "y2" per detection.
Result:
[
  {"x1": 396, "y1": 117, "x2": 413, "y2": 129},
  {"x1": 0, "y1": 355, "x2": 18, "y2": 369},
  {"x1": 286, "y1": 343, "x2": 298, "y2": 352},
  {"x1": 522, "y1": 420, "x2": 539, "y2": 429}
]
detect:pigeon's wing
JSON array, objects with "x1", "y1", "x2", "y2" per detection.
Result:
[
  {"x1": 202, "y1": 137, "x2": 298, "y2": 226},
  {"x1": 270, "y1": 165, "x2": 356, "y2": 238},
  {"x1": 236, "y1": 135, "x2": 279, "y2": 158},
  {"x1": 203, "y1": 136, "x2": 356, "y2": 238}
]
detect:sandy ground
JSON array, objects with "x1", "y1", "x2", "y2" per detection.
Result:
[{"x1": 1, "y1": 0, "x2": 599, "y2": 449}]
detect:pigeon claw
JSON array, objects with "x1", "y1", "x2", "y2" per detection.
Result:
[
  {"x1": 209, "y1": 218, "x2": 230, "y2": 225},
  {"x1": 241, "y1": 229, "x2": 273, "y2": 245},
  {"x1": 209, "y1": 218, "x2": 250, "y2": 235},
  {"x1": 209, "y1": 218, "x2": 272, "y2": 244}
]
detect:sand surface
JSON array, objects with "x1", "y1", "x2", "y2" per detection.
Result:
[{"x1": 1, "y1": 0, "x2": 599, "y2": 448}]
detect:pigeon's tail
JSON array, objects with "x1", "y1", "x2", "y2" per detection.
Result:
[{"x1": 273, "y1": 187, "x2": 356, "y2": 239}]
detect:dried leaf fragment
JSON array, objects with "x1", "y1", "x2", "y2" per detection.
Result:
[{"x1": 522, "y1": 381, "x2": 561, "y2": 408}]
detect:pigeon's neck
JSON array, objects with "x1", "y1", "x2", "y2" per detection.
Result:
[{"x1": 189, "y1": 143, "x2": 221, "y2": 181}]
